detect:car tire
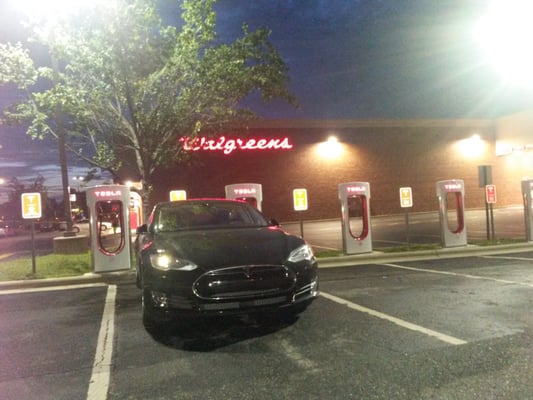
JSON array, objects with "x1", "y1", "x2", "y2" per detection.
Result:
[
  {"x1": 72, "y1": 226, "x2": 80, "y2": 234},
  {"x1": 142, "y1": 289, "x2": 155, "y2": 328},
  {"x1": 142, "y1": 289, "x2": 167, "y2": 334},
  {"x1": 135, "y1": 266, "x2": 142, "y2": 289}
]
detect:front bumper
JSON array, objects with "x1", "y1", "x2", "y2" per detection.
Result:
[{"x1": 144, "y1": 261, "x2": 318, "y2": 317}]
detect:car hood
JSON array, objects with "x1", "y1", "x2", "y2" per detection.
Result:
[{"x1": 152, "y1": 227, "x2": 303, "y2": 269}]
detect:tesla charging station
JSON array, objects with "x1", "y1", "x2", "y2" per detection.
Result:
[
  {"x1": 86, "y1": 185, "x2": 131, "y2": 272},
  {"x1": 436, "y1": 179, "x2": 467, "y2": 247},
  {"x1": 339, "y1": 182, "x2": 372, "y2": 254},
  {"x1": 521, "y1": 179, "x2": 533, "y2": 241},
  {"x1": 129, "y1": 190, "x2": 143, "y2": 231},
  {"x1": 225, "y1": 183, "x2": 263, "y2": 210}
]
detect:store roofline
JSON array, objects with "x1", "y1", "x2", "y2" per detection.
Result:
[{"x1": 244, "y1": 118, "x2": 496, "y2": 129}]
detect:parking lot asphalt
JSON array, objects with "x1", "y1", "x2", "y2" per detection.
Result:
[{"x1": 1, "y1": 241, "x2": 531, "y2": 291}]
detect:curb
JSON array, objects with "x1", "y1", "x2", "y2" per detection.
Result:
[
  {"x1": 318, "y1": 242, "x2": 533, "y2": 268},
  {"x1": 0, "y1": 270, "x2": 135, "y2": 290},
  {"x1": 1, "y1": 242, "x2": 531, "y2": 289}
]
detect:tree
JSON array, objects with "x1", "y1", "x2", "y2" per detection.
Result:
[
  {"x1": 0, "y1": 0, "x2": 296, "y2": 215},
  {"x1": 3, "y1": 175, "x2": 54, "y2": 221}
]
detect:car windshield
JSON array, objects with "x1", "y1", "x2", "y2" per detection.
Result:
[{"x1": 152, "y1": 201, "x2": 269, "y2": 232}]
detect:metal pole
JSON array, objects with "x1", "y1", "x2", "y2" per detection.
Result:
[
  {"x1": 31, "y1": 220, "x2": 36, "y2": 275},
  {"x1": 405, "y1": 209, "x2": 410, "y2": 249},
  {"x1": 51, "y1": 50, "x2": 75, "y2": 237},
  {"x1": 485, "y1": 201, "x2": 490, "y2": 241},
  {"x1": 489, "y1": 203, "x2": 495, "y2": 241}
]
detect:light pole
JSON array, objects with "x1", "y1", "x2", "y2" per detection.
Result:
[
  {"x1": 72, "y1": 176, "x2": 84, "y2": 192},
  {"x1": 50, "y1": 50, "x2": 75, "y2": 236},
  {"x1": 474, "y1": 0, "x2": 533, "y2": 87},
  {"x1": 14, "y1": 0, "x2": 105, "y2": 236},
  {"x1": 474, "y1": 0, "x2": 533, "y2": 240},
  {"x1": 0, "y1": 178, "x2": 5, "y2": 205}
]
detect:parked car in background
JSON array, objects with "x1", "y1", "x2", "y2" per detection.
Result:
[
  {"x1": 0, "y1": 224, "x2": 16, "y2": 238},
  {"x1": 57, "y1": 221, "x2": 80, "y2": 233},
  {"x1": 37, "y1": 220, "x2": 55, "y2": 232},
  {"x1": 38, "y1": 219, "x2": 80, "y2": 233},
  {"x1": 135, "y1": 199, "x2": 319, "y2": 331}
]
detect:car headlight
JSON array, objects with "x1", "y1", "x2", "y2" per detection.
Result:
[
  {"x1": 149, "y1": 250, "x2": 198, "y2": 271},
  {"x1": 287, "y1": 244, "x2": 315, "y2": 263}
]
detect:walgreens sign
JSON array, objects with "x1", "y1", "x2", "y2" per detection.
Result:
[{"x1": 179, "y1": 135, "x2": 293, "y2": 155}]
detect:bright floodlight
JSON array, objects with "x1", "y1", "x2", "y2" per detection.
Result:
[
  {"x1": 474, "y1": 0, "x2": 533, "y2": 86},
  {"x1": 458, "y1": 134, "x2": 485, "y2": 158},
  {"x1": 14, "y1": 0, "x2": 107, "y2": 21},
  {"x1": 317, "y1": 136, "x2": 343, "y2": 159}
]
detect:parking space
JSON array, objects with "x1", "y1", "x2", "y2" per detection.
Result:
[
  {"x1": 0, "y1": 284, "x2": 112, "y2": 400},
  {"x1": 320, "y1": 255, "x2": 533, "y2": 345},
  {"x1": 1, "y1": 251, "x2": 533, "y2": 399}
]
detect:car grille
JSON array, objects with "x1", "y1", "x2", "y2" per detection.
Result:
[
  {"x1": 199, "y1": 295, "x2": 289, "y2": 311},
  {"x1": 193, "y1": 265, "x2": 296, "y2": 301}
]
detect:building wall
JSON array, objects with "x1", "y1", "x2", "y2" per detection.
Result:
[
  {"x1": 151, "y1": 118, "x2": 532, "y2": 222},
  {"x1": 495, "y1": 110, "x2": 533, "y2": 155}
]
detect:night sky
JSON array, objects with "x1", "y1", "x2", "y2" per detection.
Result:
[
  {"x1": 212, "y1": 0, "x2": 533, "y2": 119},
  {"x1": 1, "y1": 0, "x2": 532, "y2": 196}
]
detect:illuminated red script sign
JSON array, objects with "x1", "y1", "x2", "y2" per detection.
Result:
[{"x1": 180, "y1": 136, "x2": 293, "y2": 155}]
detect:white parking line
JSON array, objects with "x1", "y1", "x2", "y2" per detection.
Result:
[
  {"x1": 482, "y1": 255, "x2": 533, "y2": 262},
  {"x1": 279, "y1": 338, "x2": 319, "y2": 372},
  {"x1": 0, "y1": 282, "x2": 116, "y2": 399},
  {"x1": 0, "y1": 283, "x2": 108, "y2": 295},
  {"x1": 87, "y1": 284, "x2": 116, "y2": 400},
  {"x1": 320, "y1": 291, "x2": 467, "y2": 346},
  {"x1": 312, "y1": 245, "x2": 340, "y2": 251},
  {"x1": 383, "y1": 263, "x2": 533, "y2": 288}
]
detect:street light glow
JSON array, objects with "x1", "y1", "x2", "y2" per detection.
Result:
[
  {"x1": 14, "y1": 0, "x2": 108, "y2": 21},
  {"x1": 317, "y1": 136, "x2": 343, "y2": 159},
  {"x1": 458, "y1": 134, "x2": 486, "y2": 158},
  {"x1": 12, "y1": 0, "x2": 107, "y2": 235},
  {"x1": 474, "y1": 0, "x2": 533, "y2": 86}
]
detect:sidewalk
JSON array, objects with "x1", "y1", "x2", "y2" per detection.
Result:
[
  {"x1": 0, "y1": 270, "x2": 135, "y2": 291},
  {"x1": 318, "y1": 241, "x2": 533, "y2": 268},
  {"x1": 1, "y1": 241, "x2": 531, "y2": 290}
]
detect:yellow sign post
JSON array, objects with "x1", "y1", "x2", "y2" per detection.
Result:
[
  {"x1": 21, "y1": 192, "x2": 42, "y2": 275},
  {"x1": 293, "y1": 188, "x2": 308, "y2": 238},
  {"x1": 293, "y1": 188, "x2": 308, "y2": 211},
  {"x1": 399, "y1": 187, "x2": 413, "y2": 248},
  {"x1": 169, "y1": 190, "x2": 187, "y2": 201},
  {"x1": 399, "y1": 187, "x2": 413, "y2": 208},
  {"x1": 21, "y1": 192, "x2": 42, "y2": 219}
]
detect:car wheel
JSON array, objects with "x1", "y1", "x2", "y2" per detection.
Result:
[
  {"x1": 135, "y1": 265, "x2": 142, "y2": 289},
  {"x1": 142, "y1": 289, "x2": 167, "y2": 334},
  {"x1": 142, "y1": 289, "x2": 156, "y2": 331},
  {"x1": 72, "y1": 226, "x2": 80, "y2": 234}
]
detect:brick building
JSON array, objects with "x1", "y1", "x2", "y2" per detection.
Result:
[{"x1": 150, "y1": 113, "x2": 533, "y2": 222}]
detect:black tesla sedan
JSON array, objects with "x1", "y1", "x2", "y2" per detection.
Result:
[{"x1": 135, "y1": 199, "x2": 319, "y2": 330}]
